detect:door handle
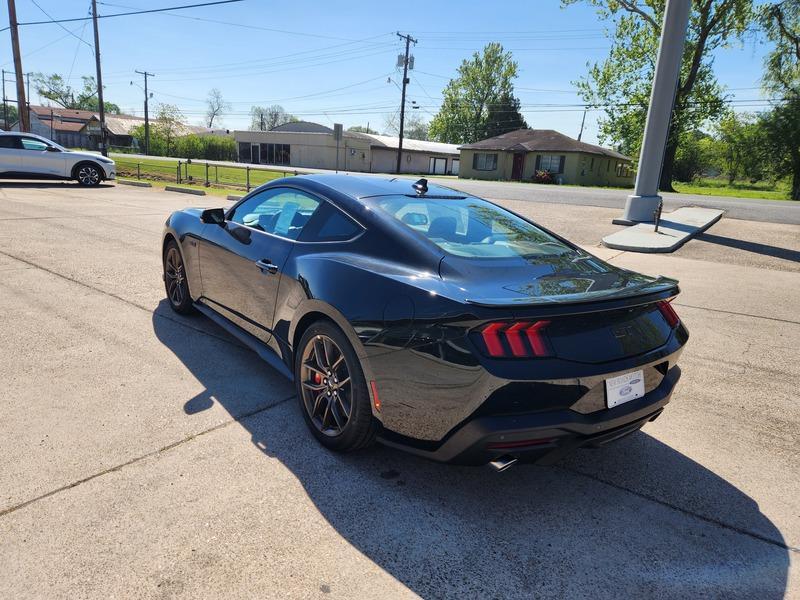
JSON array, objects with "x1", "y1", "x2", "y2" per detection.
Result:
[{"x1": 255, "y1": 259, "x2": 279, "y2": 274}]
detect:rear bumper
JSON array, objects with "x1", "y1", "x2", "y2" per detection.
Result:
[{"x1": 378, "y1": 365, "x2": 680, "y2": 465}]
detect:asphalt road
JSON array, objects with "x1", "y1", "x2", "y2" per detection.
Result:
[
  {"x1": 114, "y1": 152, "x2": 800, "y2": 225},
  {"x1": 0, "y1": 181, "x2": 797, "y2": 598}
]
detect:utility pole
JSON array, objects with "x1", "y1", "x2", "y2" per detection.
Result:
[
  {"x1": 91, "y1": 0, "x2": 107, "y2": 156},
  {"x1": 134, "y1": 70, "x2": 154, "y2": 155},
  {"x1": 7, "y1": 0, "x2": 29, "y2": 132},
  {"x1": 577, "y1": 108, "x2": 587, "y2": 141},
  {"x1": 395, "y1": 32, "x2": 416, "y2": 174}
]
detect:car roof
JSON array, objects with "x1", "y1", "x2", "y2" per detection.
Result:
[{"x1": 297, "y1": 173, "x2": 467, "y2": 200}]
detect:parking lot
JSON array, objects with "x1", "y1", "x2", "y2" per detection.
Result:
[{"x1": 0, "y1": 181, "x2": 797, "y2": 598}]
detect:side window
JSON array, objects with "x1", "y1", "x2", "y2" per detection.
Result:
[
  {"x1": 300, "y1": 203, "x2": 363, "y2": 242},
  {"x1": 0, "y1": 136, "x2": 20, "y2": 149},
  {"x1": 20, "y1": 138, "x2": 49, "y2": 151},
  {"x1": 229, "y1": 187, "x2": 321, "y2": 241}
]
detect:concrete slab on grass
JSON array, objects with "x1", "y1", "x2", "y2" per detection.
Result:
[
  {"x1": 165, "y1": 185, "x2": 206, "y2": 196},
  {"x1": 117, "y1": 179, "x2": 152, "y2": 188},
  {"x1": 602, "y1": 206, "x2": 724, "y2": 253}
]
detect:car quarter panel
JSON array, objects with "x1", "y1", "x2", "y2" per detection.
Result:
[{"x1": 164, "y1": 209, "x2": 206, "y2": 302}]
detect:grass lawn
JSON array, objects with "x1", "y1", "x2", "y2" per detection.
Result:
[
  {"x1": 113, "y1": 156, "x2": 295, "y2": 191},
  {"x1": 118, "y1": 177, "x2": 240, "y2": 199},
  {"x1": 673, "y1": 178, "x2": 792, "y2": 201}
]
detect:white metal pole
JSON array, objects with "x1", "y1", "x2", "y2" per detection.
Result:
[{"x1": 618, "y1": 0, "x2": 691, "y2": 224}]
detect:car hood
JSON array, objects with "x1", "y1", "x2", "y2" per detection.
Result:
[
  {"x1": 67, "y1": 150, "x2": 113, "y2": 163},
  {"x1": 439, "y1": 251, "x2": 678, "y2": 307}
]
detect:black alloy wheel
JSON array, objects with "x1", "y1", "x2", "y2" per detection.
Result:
[
  {"x1": 76, "y1": 163, "x2": 101, "y2": 186},
  {"x1": 296, "y1": 321, "x2": 378, "y2": 451},
  {"x1": 164, "y1": 240, "x2": 194, "y2": 314}
]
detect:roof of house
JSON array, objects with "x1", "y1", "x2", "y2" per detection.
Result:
[
  {"x1": 271, "y1": 121, "x2": 333, "y2": 134},
  {"x1": 362, "y1": 133, "x2": 459, "y2": 155},
  {"x1": 234, "y1": 124, "x2": 460, "y2": 156},
  {"x1": 459, "y1": 129, "x2": 631, "y2": 160},
  {"x1": 29, "y1": 105, "x2": 97, "y2": 121}
]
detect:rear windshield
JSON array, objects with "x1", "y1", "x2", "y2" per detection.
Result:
[{"x1": 366, "y1": 195, "x2": 574, "y2": 258}]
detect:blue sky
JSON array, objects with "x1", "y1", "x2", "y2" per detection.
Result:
[{"x1": 1, "y1": 0, "x2": 772, "y2": 144}]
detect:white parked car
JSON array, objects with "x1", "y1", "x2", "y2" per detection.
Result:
[{"x1": 0, "y1": 132, "x2": 115, "y2": 186}]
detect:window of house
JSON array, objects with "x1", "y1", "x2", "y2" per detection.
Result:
[
  {"x1": 590, "y1": 157, "x2": 595, "y2": 171},
  {"x1": 257, "y1": 143, "x2": 290, "y2": 165},
  {"x1": 537, "y1": 154, "x2": 565, "y2": 174},
  {"x1": 472, "y1": 153, "x2": 497, "y2": 171}
]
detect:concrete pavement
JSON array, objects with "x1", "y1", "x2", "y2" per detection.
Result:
[{"x1": 0, "y1": 181, "x2": 797, "y2": 598}]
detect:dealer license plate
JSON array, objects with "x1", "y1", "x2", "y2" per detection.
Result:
[{"x1": 605, "y1": 370, "x2": 645, "y2": 408}]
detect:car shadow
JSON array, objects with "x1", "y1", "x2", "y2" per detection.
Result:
[
  {"x1": 0, "y1": 181, "x2": 115, "y2": 189},
  {"x1": 151, "y1": 301, "x2": 790, "y2": 598}
]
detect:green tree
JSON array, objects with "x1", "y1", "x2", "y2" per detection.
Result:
[
  {"x1": 428, "y1": 43, "x2": 527, "y2": 144},
  {"x1": 347, "y1": 125, "x2": 378, "y2": 134},
  {"x1": 1, "y1": 103, "x2": 18, "y2": 129},
  {"x1": 759, "y1": 1, "x2": 800, "y2": 199},
  {"x1": 248, "y1": 105, "x2": 296, "y2": 131},
  {"x1": 153, "y1": 104, "x2": 185, "y2": 156},
  {"x1": 563, "y1": 0, "x2": 754, "y2": 191},
  {"x1": 713, "y1": 111, "x2": 769, "y2": 183},
  {"x1": 32, "y1": 73, "x2": 120, "y2": 113},
  {"x1": 383, "y1": 111, "x2": 429, "y2": 140}
]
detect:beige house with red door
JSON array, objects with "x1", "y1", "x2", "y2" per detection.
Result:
[{"x1": 458, "y1": 129, "x2": 634, "y2": 186}]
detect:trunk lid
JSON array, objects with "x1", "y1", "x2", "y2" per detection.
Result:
[{"x1": 440, "y1": 252, "x2": 678, "y2": 308}]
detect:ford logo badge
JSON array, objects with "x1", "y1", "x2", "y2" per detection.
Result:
[
  {"x1": 620, "y1": 385, "x2": 632, "y2": 396},
  {"x1": 630, "y1": 378, "x2": 641, "y2": 385}
]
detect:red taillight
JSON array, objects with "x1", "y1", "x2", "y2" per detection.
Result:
[
  {"x1": 657, "y1": 300, "x2": 680, "y2": 328},
  {"x1": 478, "y1": 320, "x2": 552, "y2": 358}
]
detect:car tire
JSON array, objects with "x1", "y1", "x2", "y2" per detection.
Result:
[
  {"x1": 163, "y1": 239, "x2": 195, "y2": 315},
  {"x1": 295, "y1": 321, "x2": 378, "y2": 452},
  {"x1": 74, "y1": 162, "x2": 103, "y2": 187}
]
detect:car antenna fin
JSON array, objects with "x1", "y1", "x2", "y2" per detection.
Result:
[{"x1": 412, "y1": 178, "x2": 428, "y2": 196}]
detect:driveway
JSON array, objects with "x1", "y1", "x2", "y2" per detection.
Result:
[{"x1": 0, "y1": 181, "x2": 797, "y2": 598}]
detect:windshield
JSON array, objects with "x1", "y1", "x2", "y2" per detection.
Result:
[{"x1": 367, "y1": 195, "x2": 576, "y2": 259}]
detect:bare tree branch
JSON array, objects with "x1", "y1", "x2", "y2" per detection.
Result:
[{"x1": 616, "y1": 0, "x2": 659, "y2": 30}]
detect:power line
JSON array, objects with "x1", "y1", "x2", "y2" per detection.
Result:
[
  {"x1": 98, "y1": 1, "x2": 380, "y2": 42},
  {"x1": 29, "y1": 0, "x2": 93, "y2": 48},
  {"x1": 17, "y1": 0, "x2": 243, "y2": 26}
]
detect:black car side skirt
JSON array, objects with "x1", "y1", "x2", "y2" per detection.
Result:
[{"x1": 194, "y1": 301, "x2": 294, "y2": 381}]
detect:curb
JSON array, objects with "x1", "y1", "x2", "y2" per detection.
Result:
[
  {"x1": 227, "y1": 195, "x2": 243, "y2": 201},
  {"x1": 165, "y1": 185, "x2": 206, "y2": 196},
  {"x1": 117, "y1": 179, "x2": 152, "y2": 188}
]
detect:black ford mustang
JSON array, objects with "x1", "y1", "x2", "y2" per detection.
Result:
[{"x1": 162, "y1": 175, "x2": 687, "y2": 470}]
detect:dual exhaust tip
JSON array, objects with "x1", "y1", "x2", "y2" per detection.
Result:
[{"x1": 488, "y1": 455, "x2": 518, "y2": 472}]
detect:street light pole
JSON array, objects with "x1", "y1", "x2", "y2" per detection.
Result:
[{"x1": 617, "y1": 0, "x2": 691, "y2": 224}]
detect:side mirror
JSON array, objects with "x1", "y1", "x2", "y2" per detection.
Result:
[
  {"x1": 46, "y1": 146, "x2": 60, "y2": 152},
  {"x1": 201, "y1": 208, "x2": 226, "y2": 225}
]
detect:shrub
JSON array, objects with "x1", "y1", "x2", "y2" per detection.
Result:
[{"x1": 533, "y1": 169, "x2": 554, "y2": 184}]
